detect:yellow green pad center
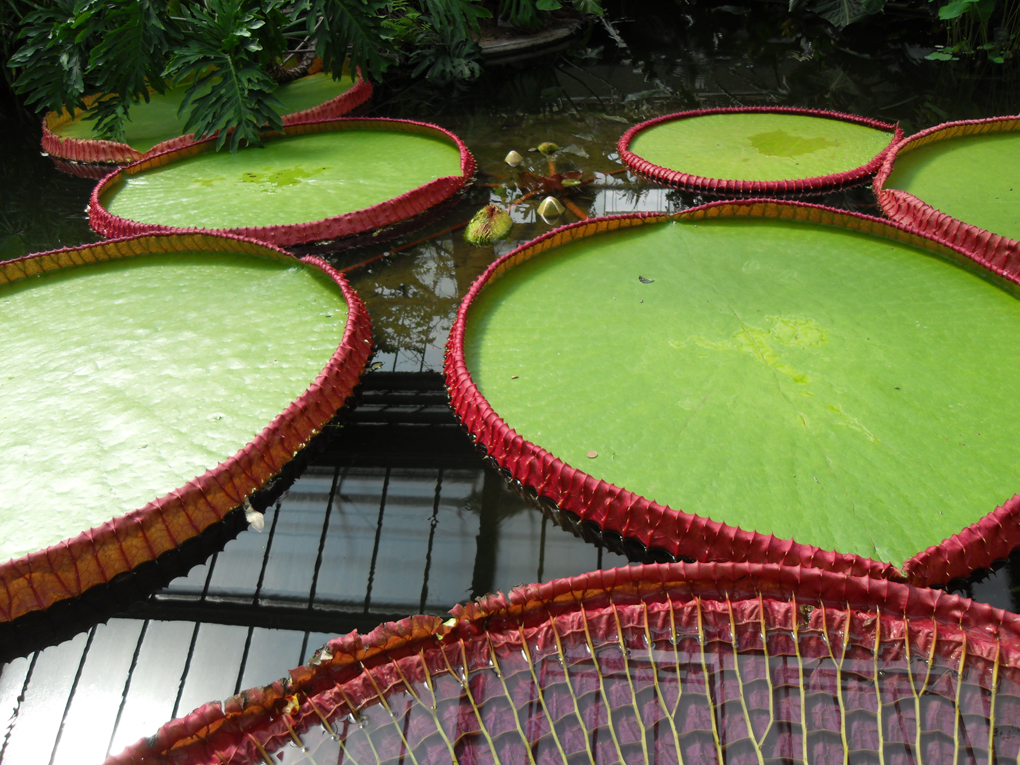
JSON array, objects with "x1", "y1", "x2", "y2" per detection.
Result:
[{"x1": 465, "y1": 219, "x2": 1020, "y2": 566}]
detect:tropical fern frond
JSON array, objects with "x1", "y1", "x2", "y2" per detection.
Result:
[
  {"x1": 295, "y1": 0, "x2": 391, "y2": 82},
  {"x1": 165, "y1": 0, "x2": 285, "y2": 150},
  {"x1": 79, "y1": 0, "x2": 176, "y2": 140},
  {"x1": 9, "y1": 0, "x2": 90, "y2": 114}
]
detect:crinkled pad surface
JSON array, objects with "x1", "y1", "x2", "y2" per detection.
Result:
[
  {"x1": 464, "y1": 218, "x2": 1020, "y2": 566},
  {"x1": 884, "y1": 131, "x2": 1020, "y2": 242},
  {"x1": 0, "y1": 251, "x2": 348, "y2": 562},
  {"x1": 100, "y1": 130, "x2": 463, "y2": 229},
  {"x1": 627, "y1": 112, "x2": 892, "y2": 182},
  {"x1": 54, "y1": 74, "x2": 357, "y2": 153}
]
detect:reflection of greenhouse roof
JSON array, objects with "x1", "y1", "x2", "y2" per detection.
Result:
[
  {"x1": 0, "y1": 232, "x2": 372, "y2": 623},
  {"x1": 876, "y1": 116, "x2": 1020, "y2": 272},
  {"x1": 42, "y1": 72, "x2": 372, "y2": 164},
  {"x1": 110, "y1": 562, "x2": 1020, "y2": 765},
  {"x1": 619, "y1": 107, "x2": 900, "y2": 195},
  {"x1": 447, "y1": 201, "x2": 1020, "y2": 585},
  {"x1": 90, "y1": 119, "x2": 476, "y2": 247}
]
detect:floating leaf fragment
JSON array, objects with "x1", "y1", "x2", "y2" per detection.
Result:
[{"x1": 537, "y1": 142, "x2": 559, "y2": 156}]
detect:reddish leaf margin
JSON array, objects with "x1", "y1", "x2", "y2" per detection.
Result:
[
  {"x1": 88, "y1": 117, "x2": 476, "y2": 248},
  {"x1": 444, "y1": 199, "x2": 1020, "y2": 588},
  {"x1": 104, "y1": 560, "x2": 1020, "y2": 764},
  {"x1": 0, "y1": 232, "x2": 373, "y2": 624},
  {"x1": 618, "y1": 106, "x2": 903, "y2": 195},
  {"x1": 41, "y1": 75, "x2": 374, "y2": 166},
  {"x1": 875, "y1": 115, "x2": 1020, "y2": 277}
]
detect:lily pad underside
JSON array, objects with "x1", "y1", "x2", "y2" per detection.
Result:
[
  {"x1": 619, "y1": 107, "x2": 900, "y2": 195},
  {"x1": 0, "y1": 232, "x2": 372, "y2": 623},
  {"x1": 89, "y1": 119, "x2": 475, "y2": 247},
  {"x1": 42, "y1": 72, "x2": 372, "y2": 164},
  {"x1": 446, "y1": 201, "x2": 1020, "y2": 586},
  {"x1": 876, "y1": 116, "x2": 1020, "y2": 275},
  {"x1": 108, "y1": 563, "x2": 1020, "y2": 765}
]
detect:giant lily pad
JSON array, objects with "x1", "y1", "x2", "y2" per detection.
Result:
[
  {"x1": 42, "y1": 70, "x2": 373, "y2": 165},
  {"x1": 89, "y1": 119, "x2": 475, "y2": 247},
  {"x1": 107, "y1": 562, "x2": 1020, "y2": 765},
  {"x1": 0, "y1": 232, "x2": 372, "y2": 623},
  {"x1": 876, "y1": 116, "x2": 1020, "y2": 276},
  {"x1": 619, "y1": 107, "x2": 902, "y2": 195},
  {"x1": 446, "y1": 201, "x2": 1020, "y2": 585}
]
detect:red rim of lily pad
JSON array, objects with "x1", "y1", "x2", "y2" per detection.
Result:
[
  {"x1": 105, "y1": 560, "x2": 1020, "y2": 765},
  {"x1": 41, "y1": 73, "x2": 373, "y2": 166},
  {"x1": 88, "y1": 117, "x2": 476, "y2": 248},
  {"x1": 444, "y1": 199, "x2": 1020, "y2": 588},
  {"x1": 618, "y1": 106, "x2": 903, "y2": 196},
  {"x1": 875, "y1": 115, "x2": 1020, "y2": 275},
  {"x1": 0, "y1": 232, "x2": 373, "y2": 624}
]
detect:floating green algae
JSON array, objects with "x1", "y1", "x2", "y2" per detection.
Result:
[
  {"x1": 0, "y1": 251, "x2": 348, "y2": 562},
  {"x1": 464, "y1": 218, "x2": 1020, "y2": 566},
  {"x1": 54, "y1": 73, "x2": 357, "y2": 154},
  {"x1": 628, "y1": 112, "x2": 891, "y2": 181},
  {"x1": 101, "y1": 129, "x2": 463, "y2": 230},
  {"x1": 884, "y1": 131, "x2": 1020, "y2": 242}
]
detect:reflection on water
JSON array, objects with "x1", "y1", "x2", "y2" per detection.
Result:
[{"x1": 271, "y1": 596, "x2": 1020, "y2": 764}]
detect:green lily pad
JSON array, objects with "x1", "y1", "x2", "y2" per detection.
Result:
[
  {"x1": 463, "y1": 214, "x2": 1020, "y2": 567},
  {"x1": 883, "y1": 130, "x2": 1020, "y2": 242},
  {"x1": 54, "y1": 73, "x2": 358, "y2": 154},
  {"x1": 625, "y1": 111, "x2": 894, "y2": 184},
  {"x1": 0, "y1": 247, "x2": 349, "y2": 563},
  {"x1": 98, "y1": 126, "x2": 464, "y2": 231}
]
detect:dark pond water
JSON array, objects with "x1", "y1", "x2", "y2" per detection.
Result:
[{"x1": 1, "y1": 1, "x2": 1020, "y2": 762}]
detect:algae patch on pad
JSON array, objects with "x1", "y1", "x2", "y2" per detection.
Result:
[
  {"x1": 0, "y1": 251, "x2": 348, "y2": 562},
  {"x1": 463, "y1": 218, "x2": 1020, "y2": 566},
  {"x1": 101, "y1": 129, "x2": 464, "y2": 230}
]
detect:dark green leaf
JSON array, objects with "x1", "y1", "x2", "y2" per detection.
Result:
[
  {"x1": 800, "y1": 0, "x2": 877, "y2": 28},
  {"x1": 938, "y1": 0, "x2": 969, "y2": 19},
  {"x1": 570, "y1": 0, "x2": 603, "y2": 14}
]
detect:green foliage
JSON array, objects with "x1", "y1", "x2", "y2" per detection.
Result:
[
  {"x1": 926, "y1": 0, "x2": 1017, "y2": 61},
  {"x1": 410, "y1": 25, "x2": 482, "y2": 81},
  {"x1": 498, "y1": 0, "x2": 602, "y2": 29},
  {"x1": 295, "y1": 0, "x2": 391, "y2": 82},
  {"x1": 788, "y1": 0, "x2": 886, "y2": 29},
  {"x1": 5, "y1": 0, "x2": 492, "y2": 150},
  {"x1": 8, "y1": 0, "x2": 92, "y2": 113},
  {"x1": 390, "y1": 0, "x2": 489, "y2": 83},
  {"x1": 80, "y1": 0, "x2": 176, "y2": 140},
  {"x1": 787, "y1": 0, "x2": 1016, "y2": 58},
  {"x1": 381, "y1": 0, "x2": 426, "y2": 43},
  {"x1": 165, "y1": 0, "x2": 285, "y2": 151}
]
